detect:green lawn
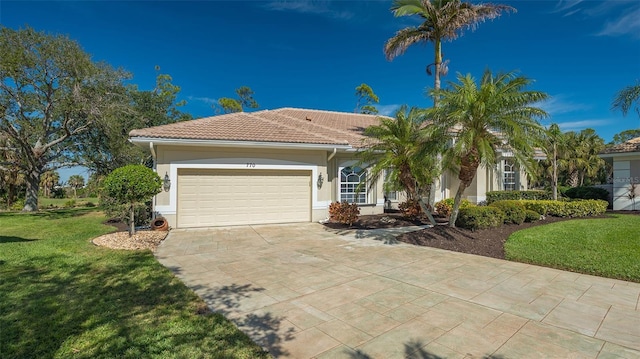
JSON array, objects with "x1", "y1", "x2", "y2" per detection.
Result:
[
  {"x1": 39, "y1": 196, "x2": 99, "y2": 208},
  {"x1": 0, "y1": 209, "x2": 269, "y2": 358},
  {"x1": 505, "y1": 214, "x2": 640, "y2": 282}
]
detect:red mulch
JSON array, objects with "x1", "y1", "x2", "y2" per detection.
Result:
[{"x1": 323, "y1": 211, "x2": 635, "y2": 260}]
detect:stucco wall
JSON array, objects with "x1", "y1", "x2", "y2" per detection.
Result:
[{"x1": 152, "y1": 145, "x2": 385, "y2": 227}]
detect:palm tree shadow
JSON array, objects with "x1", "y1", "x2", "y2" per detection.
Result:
[
  {"x1": 187, "y1": 282, "x2": 295, "y2": 357},
  {"x1": 342, "y1": 339, "x2": 509, "y2": 359}
]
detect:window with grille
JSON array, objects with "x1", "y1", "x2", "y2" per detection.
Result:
[
  {"x1": 503, "y1": 159, "x2": 516, "y2": 191},
  {"x1": 340, "y1": 166, "x2": 367, "y2": 203}
]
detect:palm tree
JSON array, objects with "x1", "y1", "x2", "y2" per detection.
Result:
[
  {"x1": 358, "y1": 106, "x2": 444, "y2": 225},
  {"x1": 612, "y1": 81, "x2": 640, "y2": 119},
  {"x1": 68, "y1": 174, "x2": 85, "y2": 198},
  {"x1": 428, "y1": 70, "x2": 548, "y2": 227},
  {"x1": 40, "y1": 170, "x2": 60, "y2": 198},
  {"x1": 384, "y1": 0, "x2": 514, "y2": 106},
  {"x1": 561, "y1": 129, "x2": 605, "y2": 187},
  {"x1": 539, "y1": 123, "x2": 565, "y2": 200}
]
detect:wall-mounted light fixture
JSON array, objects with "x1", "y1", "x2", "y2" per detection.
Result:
[
  {"x1": 317, "y1": 173, "x2": 324, "y2": 189},
  {"x1": 163, "y1": 172, "x2": 171, "y2": 192}
]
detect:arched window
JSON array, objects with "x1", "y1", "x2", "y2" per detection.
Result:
[
  {"x1": 503, "y1": 159, "x2": 516, "y2": 191},
  {"x1": 340, "y1": 166, "x2": 367, "y2": 203}
]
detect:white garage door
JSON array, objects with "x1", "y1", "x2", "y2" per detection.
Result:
[{"x1": 177, "y1": 169, "x2": 311, "y2": 228}]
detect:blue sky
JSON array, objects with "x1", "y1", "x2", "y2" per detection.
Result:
[{"x1": 2, "y1": 0, "x2": 639, "y2": 182}]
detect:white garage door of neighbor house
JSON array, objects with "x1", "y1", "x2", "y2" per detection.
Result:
[{"x1": 177, "y1": 169, "x2": 311, "y2": 228}]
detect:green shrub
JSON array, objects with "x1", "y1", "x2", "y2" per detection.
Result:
[
  {"x1": 486, "y1": 190, "x2": 551, "y2": 204},
  {"x1": 455, "y1": 206, "x2": 504, "y2": 230},
  {"x1": 63, "y1": 199, "x2": 76, "y2": 208},
  {"x1": 518, "y1": 199, "x2": 607, "y2": 217},
  {"x1": 9, "y1": 199, "x2": 25, "y2": 211},
  {"x1": 329, "y1": 201, "x2": 360, "y2": 226},
  {"x1": 564, "y1": 186, "x2": 609, "y2": 201},
  {"x1": 489, "y1": 200, "x2": 526, "y2": 225},
  {"x1": 434, "y1": 198, "x2": 473, "y2": 217},
  {"x1": 524, "y1": 210, "x2": 541, "y2": 222},
  {"x1": 398, "y1": 199, "x2": 422, "y2": 219},
  {"x1": 102, "y1": 165, "x2": 162, "y2": 235}
]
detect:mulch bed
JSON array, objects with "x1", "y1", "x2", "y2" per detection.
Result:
[{"x1": 323, "y1": 212, "x2": 635, "y2": 260}]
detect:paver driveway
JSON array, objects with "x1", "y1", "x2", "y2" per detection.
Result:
[{"x1": 156, "y1": 223, "x2": 640, "y2": 358}]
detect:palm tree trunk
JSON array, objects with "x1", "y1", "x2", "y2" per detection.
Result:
[
  {"x1": 433, "y1": 39, "x2": 442, "y2": 108},
  {"x1": 552, "y1": 144, "x2": 558, "y2": 200},
  {"x1": 448, "y1": 183, "x2": 467, "y2": 227},
  {"x1": 398, "y1": 163, "x2": 437, "y2": 226},
  {"x1": 417, "y1": 197, "x2": 437, "y2": 226}
]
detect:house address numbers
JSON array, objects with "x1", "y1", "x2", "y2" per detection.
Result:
[{"x1": 246, "y1": 163, "x2": 256, "y2": 168}]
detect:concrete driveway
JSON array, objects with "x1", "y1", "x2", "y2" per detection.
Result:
[{"x1": 156, "y1": 223, "x2": 640, "y2": 358}]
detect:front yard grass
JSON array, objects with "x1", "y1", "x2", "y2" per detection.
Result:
[
  {"x1": 0, "y1": 209, "x2": 269, "y2": 358},
  {"x1": 505, "y1": 214, "x2": 640, "y2": 282}
]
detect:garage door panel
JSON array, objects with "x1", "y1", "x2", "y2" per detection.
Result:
[{"x1": 177, "y1": 169, "x2": 311, "y2": 228}]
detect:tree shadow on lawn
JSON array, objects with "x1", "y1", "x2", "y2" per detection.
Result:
[
  {"x1": 0, "y1": 207, "x2": 97, "y2": 220},
  {"x1": 0, "y1": 251, "x2": 268, "y2": 358},
  {"x1": 0, "y1": 235, "x2": 38, "y2": 243}
]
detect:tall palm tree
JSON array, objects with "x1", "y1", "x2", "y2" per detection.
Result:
[
  {"x1": 428, "y1": 70, "x2": 548, "y2": 227},
  {"x1": 68, "y1": 174, "x2": 85, "y2": 198},
  {"x1": 384, "y1": 0, "x2": 514, "y2": 106},
  {"x1": 358, "y1": 106, "x2": 444, "y2": 225},
  {"x1": 40, "y1": 171, "x2": 59, "y2": 198},
  {"x1": 561, "y1": 129, "x2": 605, "y2": 187},
  {"x1": 612, "y1": 81, "x2": 640, "y2": 119},
  {"x1": 539, "y1": 123, "x2": 565, "y2": 200}
]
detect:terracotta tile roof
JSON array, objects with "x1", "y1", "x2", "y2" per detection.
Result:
[
  {"x1": 601, "y1": 136, "x2": 640, "y2": 154},
  {"x1": 129, "y1": 108, "x2": 388, "y2": 148}
]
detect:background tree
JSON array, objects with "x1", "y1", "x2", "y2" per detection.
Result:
[
  {"x1": 67, "y1": 174, "x2": 85, "y2": 198},
  {"x1": 0, "y1": 135, "x2": 24, "y2": 207},
  {"x1": 612, "y1": 81, "x2": 640, "y2": 119},
  {"x1": 358, "y1": 105, "x2": 443, "y2": 225},
  {"x1": 354, "y1": 83, "x2": 380, "y2": 114},
  {"x1": 384, "y1": 0, "x2": 514, "y2": 106},
  {"x1": 560, "y1": 129, "x2": 605, "y2": 187},
  {"x1": 39, "y1": 171, "x2": 60, "y2": 198},
  {"x1": 610, "y1": 129, "x2": 640, "y2": 145},
  {"x1": 77, "y1": 71, "x2": 191, "y2": 176},
  {"x1": 429, "y1": 70, "x2": 547, "y2": 227},
  {"x1": 215, "y1": 86, "x2": 259, "y2": 114},
  {"x1": 102, "y1": 165, "x2": 162, "y2": 236},
  {"x1": 539, "y1": 123, "x2": 565, "y2": 200},
  {"x1": 0, "y1": 26, "x2": 128, "y2": 211}
]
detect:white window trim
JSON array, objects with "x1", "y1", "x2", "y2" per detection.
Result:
[
  {"x1": 503, "y1": 158, "x2": 517, "y2": 191},
  {"x1": 337, "y1": 161, "x2": 376, "y2": 205}
]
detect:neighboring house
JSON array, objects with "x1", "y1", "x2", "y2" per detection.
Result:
[
  {"x1": 599, "y1": 136, "x2": 640, "y2": 210},
  {"x1": 129, "y1": 108, "x2": 527, "y2": 228}
]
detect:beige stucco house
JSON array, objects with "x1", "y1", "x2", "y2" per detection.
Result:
[
  {"x1": 600, "y1": 136, "x2": 640, "y2": 210},
  {"x1": 129, "y1": 108, "x2": 527, "y2": 228}
]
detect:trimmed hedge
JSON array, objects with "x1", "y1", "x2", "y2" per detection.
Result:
[
  {"x1": 455, "y1": 206, "x2": 504, "y2": 230},
  {"x1": 490, "y1": 200, "x2": 526, "y2": 225},
  {"x1": 518, "y1": 199, "x2": 608, "y2": 217},
  {"x1": 486, "y1": 190, "x2": 551, "y2": 204},
  {"x1": 564, "y1": 186, "x2": 609, "y2": 201},
  {"x1": 524, "y1": 210, "x2": 540, "y2": 222}
]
